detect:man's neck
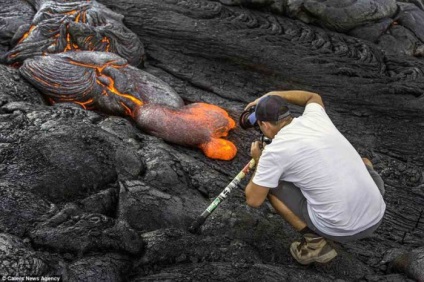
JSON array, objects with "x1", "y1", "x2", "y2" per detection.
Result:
[{"x1": 278, "y1": 116, "x2": 293, "y2": 131}]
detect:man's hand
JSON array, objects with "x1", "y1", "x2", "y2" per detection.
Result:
[
  {"x1": 244, "y1": 93, "x2": 271, "y2": 110},
  {"x1": 250, "y1": 141, "x2": 263, "y2": 164}
]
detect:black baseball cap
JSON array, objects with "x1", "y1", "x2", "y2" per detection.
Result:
[{"x1": 249, "y1": 95, "x2": 291, "y2": 124}]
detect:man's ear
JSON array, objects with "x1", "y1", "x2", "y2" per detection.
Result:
[{"x1": 261, "y1": 121, "x2": 272, "y2": 130}]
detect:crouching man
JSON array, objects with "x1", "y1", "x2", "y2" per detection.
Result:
[{"x1": 244, "y1": 90, "x2": 386, "y2": 265}]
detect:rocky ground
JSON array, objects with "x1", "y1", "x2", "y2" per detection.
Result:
[{"x1": 1, "y1": 0, "x2": 424, "y2": 281}]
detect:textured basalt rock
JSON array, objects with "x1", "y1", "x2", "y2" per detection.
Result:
[
  {"x1": 76, "y1": 187, "x2": 119, "y2": 217},
  {"x1": 133, "y1": 262, "x2": 337, "y2": 281},
  {"x1": 212, "y1": 0, "x2": 424, "y2": 59},
  {"x1": 396, "y1": 2, "x2": 424, "y2": 42},
  {"x1": 374, "y1": 23, "x2": 421, "y2": 56},
  {"x1": 117, "y1": 136, "x2": 242, "y2": 232},
  {"x1": 1, "y1": 101, "x2": 143, "y2": 202},
  {"x1": 30, "y1": 210, "x2": 144, "y2": 255},
  {"x1": 0, "y1": 233, "x2": 48, "y2": 276},
  {"x1": 386, "y1": 247, "x2": 424, "y2": 281},
  {"x1": 0, "y1": 0, "x2": 35, "y2": 47},
  {"x1": 67, "y1": 253, "x2": 132, "y2": 282},
  {"x1": 303, "y1": 0, "x2": 398, "y2": 32},
  {"x1": 118, "y1": 180, "x2": 205, "y2": 232},
  {"x1": 348, "y1": 18, "x2": 394, "y2": 43},
  {"x1": 0, "y1": 64, "x2": 44, "y2": 104}
]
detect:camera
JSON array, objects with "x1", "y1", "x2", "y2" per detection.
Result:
[
  {"x1": 239, "y1": 106, "x2": 259, "y2": 130},
  {"x1": 240, "y1": 106, "x2": 272, "y2": 148}
]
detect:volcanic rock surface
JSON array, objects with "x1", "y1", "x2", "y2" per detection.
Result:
[{"x1": 1, "y1": 0, "x2": 424, "y2": 281}]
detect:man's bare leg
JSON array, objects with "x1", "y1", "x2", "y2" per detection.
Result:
[{"x1": 268, "y1": 193, "x2": 307, "y2": 231}]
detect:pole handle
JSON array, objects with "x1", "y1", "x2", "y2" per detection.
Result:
[
  {"x1": 188, "y1": 159, "x2": 256, "y2": 234},
  {"x1": 188, "y1": 214, "x2": 208, "y2": 234}
]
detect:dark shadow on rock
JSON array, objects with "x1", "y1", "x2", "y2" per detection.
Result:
[
  {"x1": 30, "y1": 210, "x2": 144, "y2": 256},
  {"x1": 0, "y1": 181, "x2": 57, "y2": 237}
]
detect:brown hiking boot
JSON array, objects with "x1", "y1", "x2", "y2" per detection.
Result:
[{"x1": 290, "y1": 233, "x2": 337, "y2": 265}]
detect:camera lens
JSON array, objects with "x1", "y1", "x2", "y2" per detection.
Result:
[{"x1": 239, "y1": 106, "x2": 257, "y2": 130}]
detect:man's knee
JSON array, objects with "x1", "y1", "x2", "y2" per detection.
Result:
[
  {"x1": 268, "y1": 193, "x2": 307, "y2": 231},
  {"x1": 268, "y1": 183, "x2": 308, "y2": 221}
]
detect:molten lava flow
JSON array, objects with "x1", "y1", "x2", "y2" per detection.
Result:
[
  {"x1": 183, "y1": 103, "x2": 236, "y2": 137},
  {"x1": 20, "y1": 51, "x2": 237, "y2": 160},
  {"x1": 65, "y1": 59, "x2": 143, "y2": 116},
  {"x1": 199, "y1": 138, "x2": 237, "y2": 161},
  {"x1": 134, "y1": 103, "x2": 237, "y2": 161},
  {"x1": 13, "y1": 6, "x2": 94, "y2": 57},
  {"x1": 104, "y1": 76, "x2": 142, "y2": 105},
  {"x1": 185, "y1": 103, "x2": 237, "y2": 160}
]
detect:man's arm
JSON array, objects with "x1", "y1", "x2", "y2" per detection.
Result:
[
  {"x1": 245, "y1": 141, "x2": 272, "y2": 208},
  {"x1": 245, "y1": 90, "x2": 324, "y2": 110},
  {"x1": 245, "y1": 178, "x2": 270, "y2": 208}
]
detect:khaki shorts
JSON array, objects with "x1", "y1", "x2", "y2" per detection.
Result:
[{"x1": 269, "y1": 165, "x2": 385, "y2": 243}]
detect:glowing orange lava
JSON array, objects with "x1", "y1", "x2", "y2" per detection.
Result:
[
  {"x1": 199, "y1": 138, "x2": 237, "y2": 161},
  {"x1": 17, "y1": 25, "x2": 36, "y2": 44},
  {"x1": 181, "y1": 103, "x2": 237, "y2": 160},
  {"x1": 74, "y1": 98, "x2": 94, "y2": 109}
]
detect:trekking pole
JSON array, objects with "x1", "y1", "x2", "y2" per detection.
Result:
[{"x1": 188, "y1": 158, "x2": 256, "y2": 234}]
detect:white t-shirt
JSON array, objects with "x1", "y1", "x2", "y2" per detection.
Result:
[{"x1": 253, "y1": 103, "x2": 386, "y2": 236}]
